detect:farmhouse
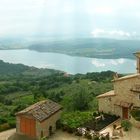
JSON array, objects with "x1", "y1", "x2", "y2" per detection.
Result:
[
  {"x1": 97, "y1": 52, "x2": 140, "y2": 119},
  {"x1": 16, "y1": 99, "x2": 63, "y2": 139}
]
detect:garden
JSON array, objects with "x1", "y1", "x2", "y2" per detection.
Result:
[{"x1": 60, "y1": 111, "x2": 119, "y2": 139}]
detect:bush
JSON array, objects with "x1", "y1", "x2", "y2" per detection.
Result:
[
  {"x1": 8, "y1": 120, "x2": 16, "y2": 128},
  {"x1": 121, "y1": 120, "x2": 132, "y2": 131},
  {"x1": 0, "y1": 117, "x2": 7, "y2": 125},
  {"x1": 0, "y1": 123, "x2": 10, "y2": 132},
  {"x1": 61, "y1": 111, "x2": 92, "y2": 133},
  {"x1": 131, "y1": 109, "x2": 140, "y2": 121},
  {"x1": 93, "y1": 136, "x2": 100, "y2": 140}
]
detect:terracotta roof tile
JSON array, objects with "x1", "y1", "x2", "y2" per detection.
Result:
[{"x1": 16, "y1": 100, "x2": 63, "y2": 122}]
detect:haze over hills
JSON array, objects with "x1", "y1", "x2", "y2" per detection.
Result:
[
  {"x1": 0, "y1": 37, "x2": 139, "y2": 59},
  {"x1": 29, "y1": 38, "x2": 140, "y2": 59}
]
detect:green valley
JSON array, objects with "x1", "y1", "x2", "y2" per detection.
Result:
[{"x1": 0, "y1": 60, "x2": 120, "y2": 132}]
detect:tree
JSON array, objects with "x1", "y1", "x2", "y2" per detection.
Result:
[{"x1": 72, "y1": 85, "x2": 92, "y2": 111}]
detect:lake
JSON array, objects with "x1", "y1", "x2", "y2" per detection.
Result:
[{"x1": 0, "y1": 49, "x2": 136, "y2": 74}]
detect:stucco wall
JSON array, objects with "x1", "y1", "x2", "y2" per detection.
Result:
[{"x1": 36, "y1": 110, "x2": 62, "y2": 139}]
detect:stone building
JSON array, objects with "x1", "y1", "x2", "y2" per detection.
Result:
[
  {"x1": 16, "y1": 99, "x2": 63, "y2": 139},
  {"x1": 97, "y1": 52, "x2": 140, "y2": 119}
]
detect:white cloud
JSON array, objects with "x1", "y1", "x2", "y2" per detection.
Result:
[
  {"x1": 92, "y1": 58, "x2": 126, "y2": 68},
  {"x1": 110, "y1": 59, "x2": 125, "y2": 66},
  {"x1": 91, "y1": 28, "x2": 137, "y2": 38},
  {"x1": 92, "y1": 59, "x2": 105, "y2": 67}
]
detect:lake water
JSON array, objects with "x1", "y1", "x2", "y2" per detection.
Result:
[{"x1": 0, "y1": 49, "x2": 136, "y2": 74}]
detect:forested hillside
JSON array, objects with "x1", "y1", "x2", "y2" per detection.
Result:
[
  {"x1": 0, "y1": 38, "x2": 140, "y2": 59},
  {"x1": 29, "y1": 38, "x2": 140, "y2": 59},
  {"x1": 0, "y1": 60, "x2": 120, "y2": 131}
]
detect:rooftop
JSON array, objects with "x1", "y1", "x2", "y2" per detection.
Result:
[
  {"x1": 97, "y1": 90, "x2": 116, "y2": 98},
  {"x1": 16, "y1": 100, "x2": 63, "y2": 122},
  {"x1": 134, "y1": 52, "x2": 140, "y2": 57},
  {"x1": 112, "y1": 73, "x2": 140, "y2": 82}
]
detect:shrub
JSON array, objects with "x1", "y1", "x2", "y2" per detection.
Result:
[
  {"x1": 61, "y1": 111, "x2": 92, "y2": 133},
  {"x1": 121, "y1": 120, "x2": 132, "y2": 131},
  {"x1": 93, "y1": 136, "x2": 100, "y2": 140},
  {"x1": 131, "y1": 109, "x2": 140, "y2": 121},
  {"x1": 0, "y1": 123, "x2": 10, "y2": 132},
  {"x1": 0, "y1": 117, "x2": 7, "y2": 125}
]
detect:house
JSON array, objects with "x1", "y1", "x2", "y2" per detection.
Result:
[
  {"x1": 16, "y1": 99, "x2": 63, "y2": 139},
  {"x1": 97, "y1": 52, "x2": 140, "y2": 120}
]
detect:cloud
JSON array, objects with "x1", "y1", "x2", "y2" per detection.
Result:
[
  {"x1": 87, "y1": 6, "x2": 114, "y2": 15},
  {"x1": 110, "y1": 59, "x2": 125, "y2": 66},
  {"x1": 92, "y1": 58, "x2": 126, "y2": 68},
  {"x1": 92, "y1": 59, "x2": 105, "y2": 67},
  {"x1": 91, "y1": 28, "x2": 137, "y2": 38}
]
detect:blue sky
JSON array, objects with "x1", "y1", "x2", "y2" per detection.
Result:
[{"x1": 0, "y1": 0, "x2": 140, "y2": 39}]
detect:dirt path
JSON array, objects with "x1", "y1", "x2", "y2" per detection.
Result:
[
  {"x1": 0, "y1": 129, "x2": 16, "y2": 140},
  {"x1": 1, "y1": 127, "x2": 140, "y2": 140}
]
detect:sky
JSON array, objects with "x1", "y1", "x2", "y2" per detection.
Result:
[{"x1": 0, "y1": 0, "x2": 140, "y2": 39}]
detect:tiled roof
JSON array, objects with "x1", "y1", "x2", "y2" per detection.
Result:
[
  {"x1": 16, "y1": 100, "x2": 63, "y2": 122},
  {"x1": 97, "y1": 90, "x2": 116, "y2": 98},
  {"x1": 112, "y1": 74, "x2": 139, "y2": 82}
]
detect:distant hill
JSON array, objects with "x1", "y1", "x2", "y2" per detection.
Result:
[
  {"x1": 0, "y1": 37, "x2": 140, "y2": 59},
  {"x1": 29, "y1": 38, "x2": 140, "y2": 59},
  {"x1": 0, "y1": 60, "x2": 61, "y2": 76}
]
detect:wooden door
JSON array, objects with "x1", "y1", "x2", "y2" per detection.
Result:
[
  {"x1": 122, "y1": 107, "x2": 129, "y2": 119},
  {"x1": 20, "y1": 116, "x2": 36, "y2": 137}
]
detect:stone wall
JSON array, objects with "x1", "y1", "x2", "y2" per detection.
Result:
[
  {"x1": 16, "y1": 116, "x2": 20, "y2": 133},
  {"x1": 36, "y1": 110, "x2": 62, "y2": 139},
  {"x1": 114, "y1": 76, "x2": 140, "y2": 107},
  {"x1": 98, "y1": 96, "x2": 116, "y2": 114}
]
